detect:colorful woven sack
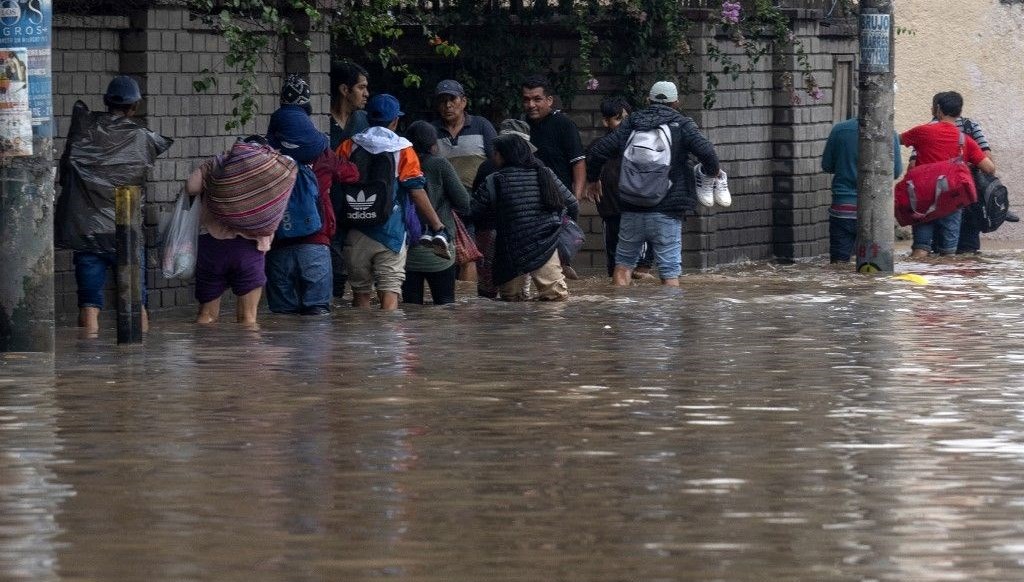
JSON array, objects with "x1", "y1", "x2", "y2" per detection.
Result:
[{"x1": 204, "y1": 142, "x2": 298, "y2": 237}]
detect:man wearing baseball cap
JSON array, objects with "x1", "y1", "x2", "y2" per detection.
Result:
[
  {"x1": 431, "y1": 79, "x2": 496, "y2": 282},
  {"x1": 431, "y1": 79, "x2": 497, "y2": 190},
  {"x1": 336, "y1": 94, "x2": 451, "y2": 310},
  {"x1": 585, "y1": 80, "x2": 722, "y2": 287}
]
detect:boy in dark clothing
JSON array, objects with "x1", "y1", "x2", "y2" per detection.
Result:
[
  {"x1": 589, "y1": 96, "x2": 654, "y2": 278},
  {"x1": 586, "y1": 81, "x2": 720, "y2": 286}
]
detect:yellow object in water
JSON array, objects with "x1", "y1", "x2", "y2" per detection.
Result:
[{"x1": 892, "y1": 273, "x2": 928, "y2": 285}]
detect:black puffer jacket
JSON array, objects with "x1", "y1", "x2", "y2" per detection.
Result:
[
  {"x1": 586, "y1": 104, "x2": 719, "y2": 217},
  {"x1": 471, "y1": 166, "x2": 579, "y2": 285}
]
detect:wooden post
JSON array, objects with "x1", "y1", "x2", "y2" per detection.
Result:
[{"x1": 115, "y1": 186, "x2": 143, "y2": 344}]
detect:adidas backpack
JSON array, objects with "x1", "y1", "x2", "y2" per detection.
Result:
[
  {"x1": 964, "y1": 167, "x2": 1010, "y2": 233},
  {"x1": 336, "y1": 147, "x2": 397, "y2": 226},
  {"x1": 618, "y1": 123, "x2": 674, "y2": 207}
]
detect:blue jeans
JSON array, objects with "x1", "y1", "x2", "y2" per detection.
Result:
[
  {"x1": 265, "y1": 244, "x2": 332, "y2": 314},
  {"x1": 829, "y1": 216, "x2": 857, "y2": 263},
  {"x1": 73, "y1": 251, "x2": 147, "y2": 309},
  {"x1": 957, "y1": 218, "x2": 981, "y2": 254},
  {"x1": 603, "y1": 215, "x2": 654, "y2": 277},
  {"x1": 912, "y1": 209, "x2": 962, "y2": 255},
  {"x1": 616, "y1": 211, "x2": 682, "y2": 280}
]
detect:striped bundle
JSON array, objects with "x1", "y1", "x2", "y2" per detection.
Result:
[{"x1": 204, "y1": 142, "x2": 298, "y2": 237}]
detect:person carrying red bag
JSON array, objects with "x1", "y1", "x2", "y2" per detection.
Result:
[{"x1": 901, "y1": 92, "x2": 995, "y2": 259}]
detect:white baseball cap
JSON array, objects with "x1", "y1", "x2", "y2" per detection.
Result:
[{"x1": 649, "y1": 81, "x2": 678, "y2": 104}]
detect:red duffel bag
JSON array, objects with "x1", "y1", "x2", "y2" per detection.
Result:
[{"x1": 894, "y1": 133, "x2": 978, "y2": 227}]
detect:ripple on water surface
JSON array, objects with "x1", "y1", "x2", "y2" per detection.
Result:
[{"x1": 4, "y1": 253, "x2": 1024, "y2": 581}]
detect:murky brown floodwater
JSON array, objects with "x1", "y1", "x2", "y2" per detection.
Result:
[{"x1": 5, "y1": 253, "x2": 1024, "y2": 581}]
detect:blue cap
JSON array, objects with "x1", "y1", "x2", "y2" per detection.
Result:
[
  {"x1": 104, "y1": 75, "x2": 142, "y2": 106},
  {"x1": 435, "y1": 79, "x2": 465, "y2": 97},
  {"x1": 366, "y1": 94, "x2": 404, "y2": 124}
]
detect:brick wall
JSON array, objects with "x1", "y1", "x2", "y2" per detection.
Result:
[{"x1": 53, "y1": 7, "x2": 329, "y2": 320}]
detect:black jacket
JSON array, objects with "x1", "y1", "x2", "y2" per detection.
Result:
[
  {"x1": 471, "y1": 166, "x2": 579, "y2": 285},
  {"x1": 586, "y1": 104, "x2": 719, "y2": 217}
]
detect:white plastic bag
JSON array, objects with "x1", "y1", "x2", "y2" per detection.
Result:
[{"x1": 161, "y1": 192, "x2": 200, "y2": 279}]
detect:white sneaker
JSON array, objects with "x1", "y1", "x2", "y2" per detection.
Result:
[
  {"x1": 713, "y1": 170, "x2": 731, "y2": 207},
  {"x1": 694, "y1": 164, "x2": 715, "y2": 207}
]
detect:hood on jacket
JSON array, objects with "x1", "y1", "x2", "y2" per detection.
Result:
[
  {"x1": 266, "y1": 104, "x2": 329, "y2": 164},
  {"x1": 625, "y1": 104, "x2": 687, "y2": 132},
  {"x1": 352, "y1": 126, "x2": 412, "y2": 154}
]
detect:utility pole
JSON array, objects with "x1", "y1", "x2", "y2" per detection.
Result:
[
  {"x1": 0, "y1": 1, "x2": 54, "y2": 352},
  {"x1": 855, "y1": 0, "x2": 896, "y2": 273}
]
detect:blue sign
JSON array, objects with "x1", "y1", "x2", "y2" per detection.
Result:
[
  {"x1": 860, "y1": 13, "x2": 891, "y2": 74},
  {"x1": 0, "y1": 0, "x2": 52, "y2": 139}
]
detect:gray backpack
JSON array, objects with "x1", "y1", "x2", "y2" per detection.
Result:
[{"x1": 618, "y1": 123, "x2": 673, "y2": 207}]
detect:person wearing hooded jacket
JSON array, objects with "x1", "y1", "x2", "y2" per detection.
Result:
[
  {"x1": 585, "y1": 81, "x2": 720, "y2": 287},
  {"x1": 264, "y1": 75, "x2": 356, "y2": 315}
]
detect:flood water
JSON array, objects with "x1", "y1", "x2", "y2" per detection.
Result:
[{"x1": 5, "y1": 253, "x2": 1024, "y2": 581}]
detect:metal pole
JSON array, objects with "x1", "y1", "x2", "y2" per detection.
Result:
[
  {"x1": 0, "y1": 1, "x2": 54, "y2": 352},
  {"x1": 115, "y1": 186, "x2": 143, "y2": 344},
  {"x1": 855, "y1": 0, "x2": 896, "y2": 273}
]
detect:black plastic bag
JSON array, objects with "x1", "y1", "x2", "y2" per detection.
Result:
[{"x1": 54, "y1": 100, "x2": 173, "y2": 253}]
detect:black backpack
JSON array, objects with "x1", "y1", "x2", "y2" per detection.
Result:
[
  {"x1": 964, "y1": 167, "x2": 1010, "y2": 233},
  {"x1": 335, "y1": 147, "x2": 397, "y2": 226}
]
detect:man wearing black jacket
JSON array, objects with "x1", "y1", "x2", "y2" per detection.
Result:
[{"x1": 585, "y1": 81, "x2": 720, "y2": 287}]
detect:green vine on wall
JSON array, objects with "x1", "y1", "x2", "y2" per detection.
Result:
[
  {"x1": 188, "y1": 0, "x2": 324, "y2": 130},
  {"x1": 186, "y1": 0, "x2": 838, "y2": 130}
]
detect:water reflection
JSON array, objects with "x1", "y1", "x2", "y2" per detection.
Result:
[
  {"x1": 3, "y1": 253, "x2": 1024, "y2": 580},
  {"x1": 0, "y1": 355, "x2": 72, "y2": 582}
]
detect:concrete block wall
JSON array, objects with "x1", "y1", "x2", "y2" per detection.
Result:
[
  {"x1": 52, "y1": 15, "x2": 127, "y2": 319},
  {"x1": 767, "y1": 18, "x2": 849, "y2": 261},
  {"x1": 53, "y1": 7, "x2": 329, "y2": 321},
  {"x1": 574, "y1": 14, "x2": 855, "y2": 271},
  {"x1": 683, "y1": 23, "x2": 777, "y2": 269}
]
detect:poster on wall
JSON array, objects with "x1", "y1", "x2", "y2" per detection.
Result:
[
  {"x1": 0, "y1": 0, "x2": 52, "y2": 141},
  {"x1": 0, "y1": 47, "x2": 31, "y2": 157}
]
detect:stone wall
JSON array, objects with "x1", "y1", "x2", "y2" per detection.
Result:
[{"x1": 52, "y1": 7, "x2": 330, "y2": 321}]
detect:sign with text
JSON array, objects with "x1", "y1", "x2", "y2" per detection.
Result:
[
  {"x1": 860, "y1": 13, "x2": 891, "y2": 74},
  {"x1": 0, "y1": 0, "x2": 51, "y2": 142}
]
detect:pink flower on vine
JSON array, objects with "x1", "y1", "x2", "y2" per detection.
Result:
[
  {"x1": 721, "y1": 1, "x2": 741, "y2": 24},
  {"x1": 638, "y1": 11, "x2": 647, "y2": 23},
  {"x1": 810, "y1": 86, "x2": 824, "y2": 101},
  {"x1": 586, "y1": 77, "x2": 599, "y2": 91}
]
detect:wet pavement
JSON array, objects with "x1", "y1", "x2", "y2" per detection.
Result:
[{"x1": 5, "y1": 252, "x2": 1024, "y2": 581}]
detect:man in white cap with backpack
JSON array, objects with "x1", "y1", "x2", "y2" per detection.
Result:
[{"x1": 585, "y1": 80, "x2": 725, "y2": 287}]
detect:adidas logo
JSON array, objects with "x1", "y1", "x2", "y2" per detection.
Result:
[
  {"x1": 347, "y1": 190, "x2": 376, "y2": 211},
  {"x1": 346, "y1": 210, "x2": 379, "y2": 221}
]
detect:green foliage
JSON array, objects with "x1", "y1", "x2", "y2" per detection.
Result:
[
  {"x1": 187, "y1": 0, "x2": 324, "y2": 130},
  {"x1": 709, "y1": 0, "x2": 822, "y2": 108},
  {"x1": 187, "y1": 0, "x2": 833, "y2": 130}
]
